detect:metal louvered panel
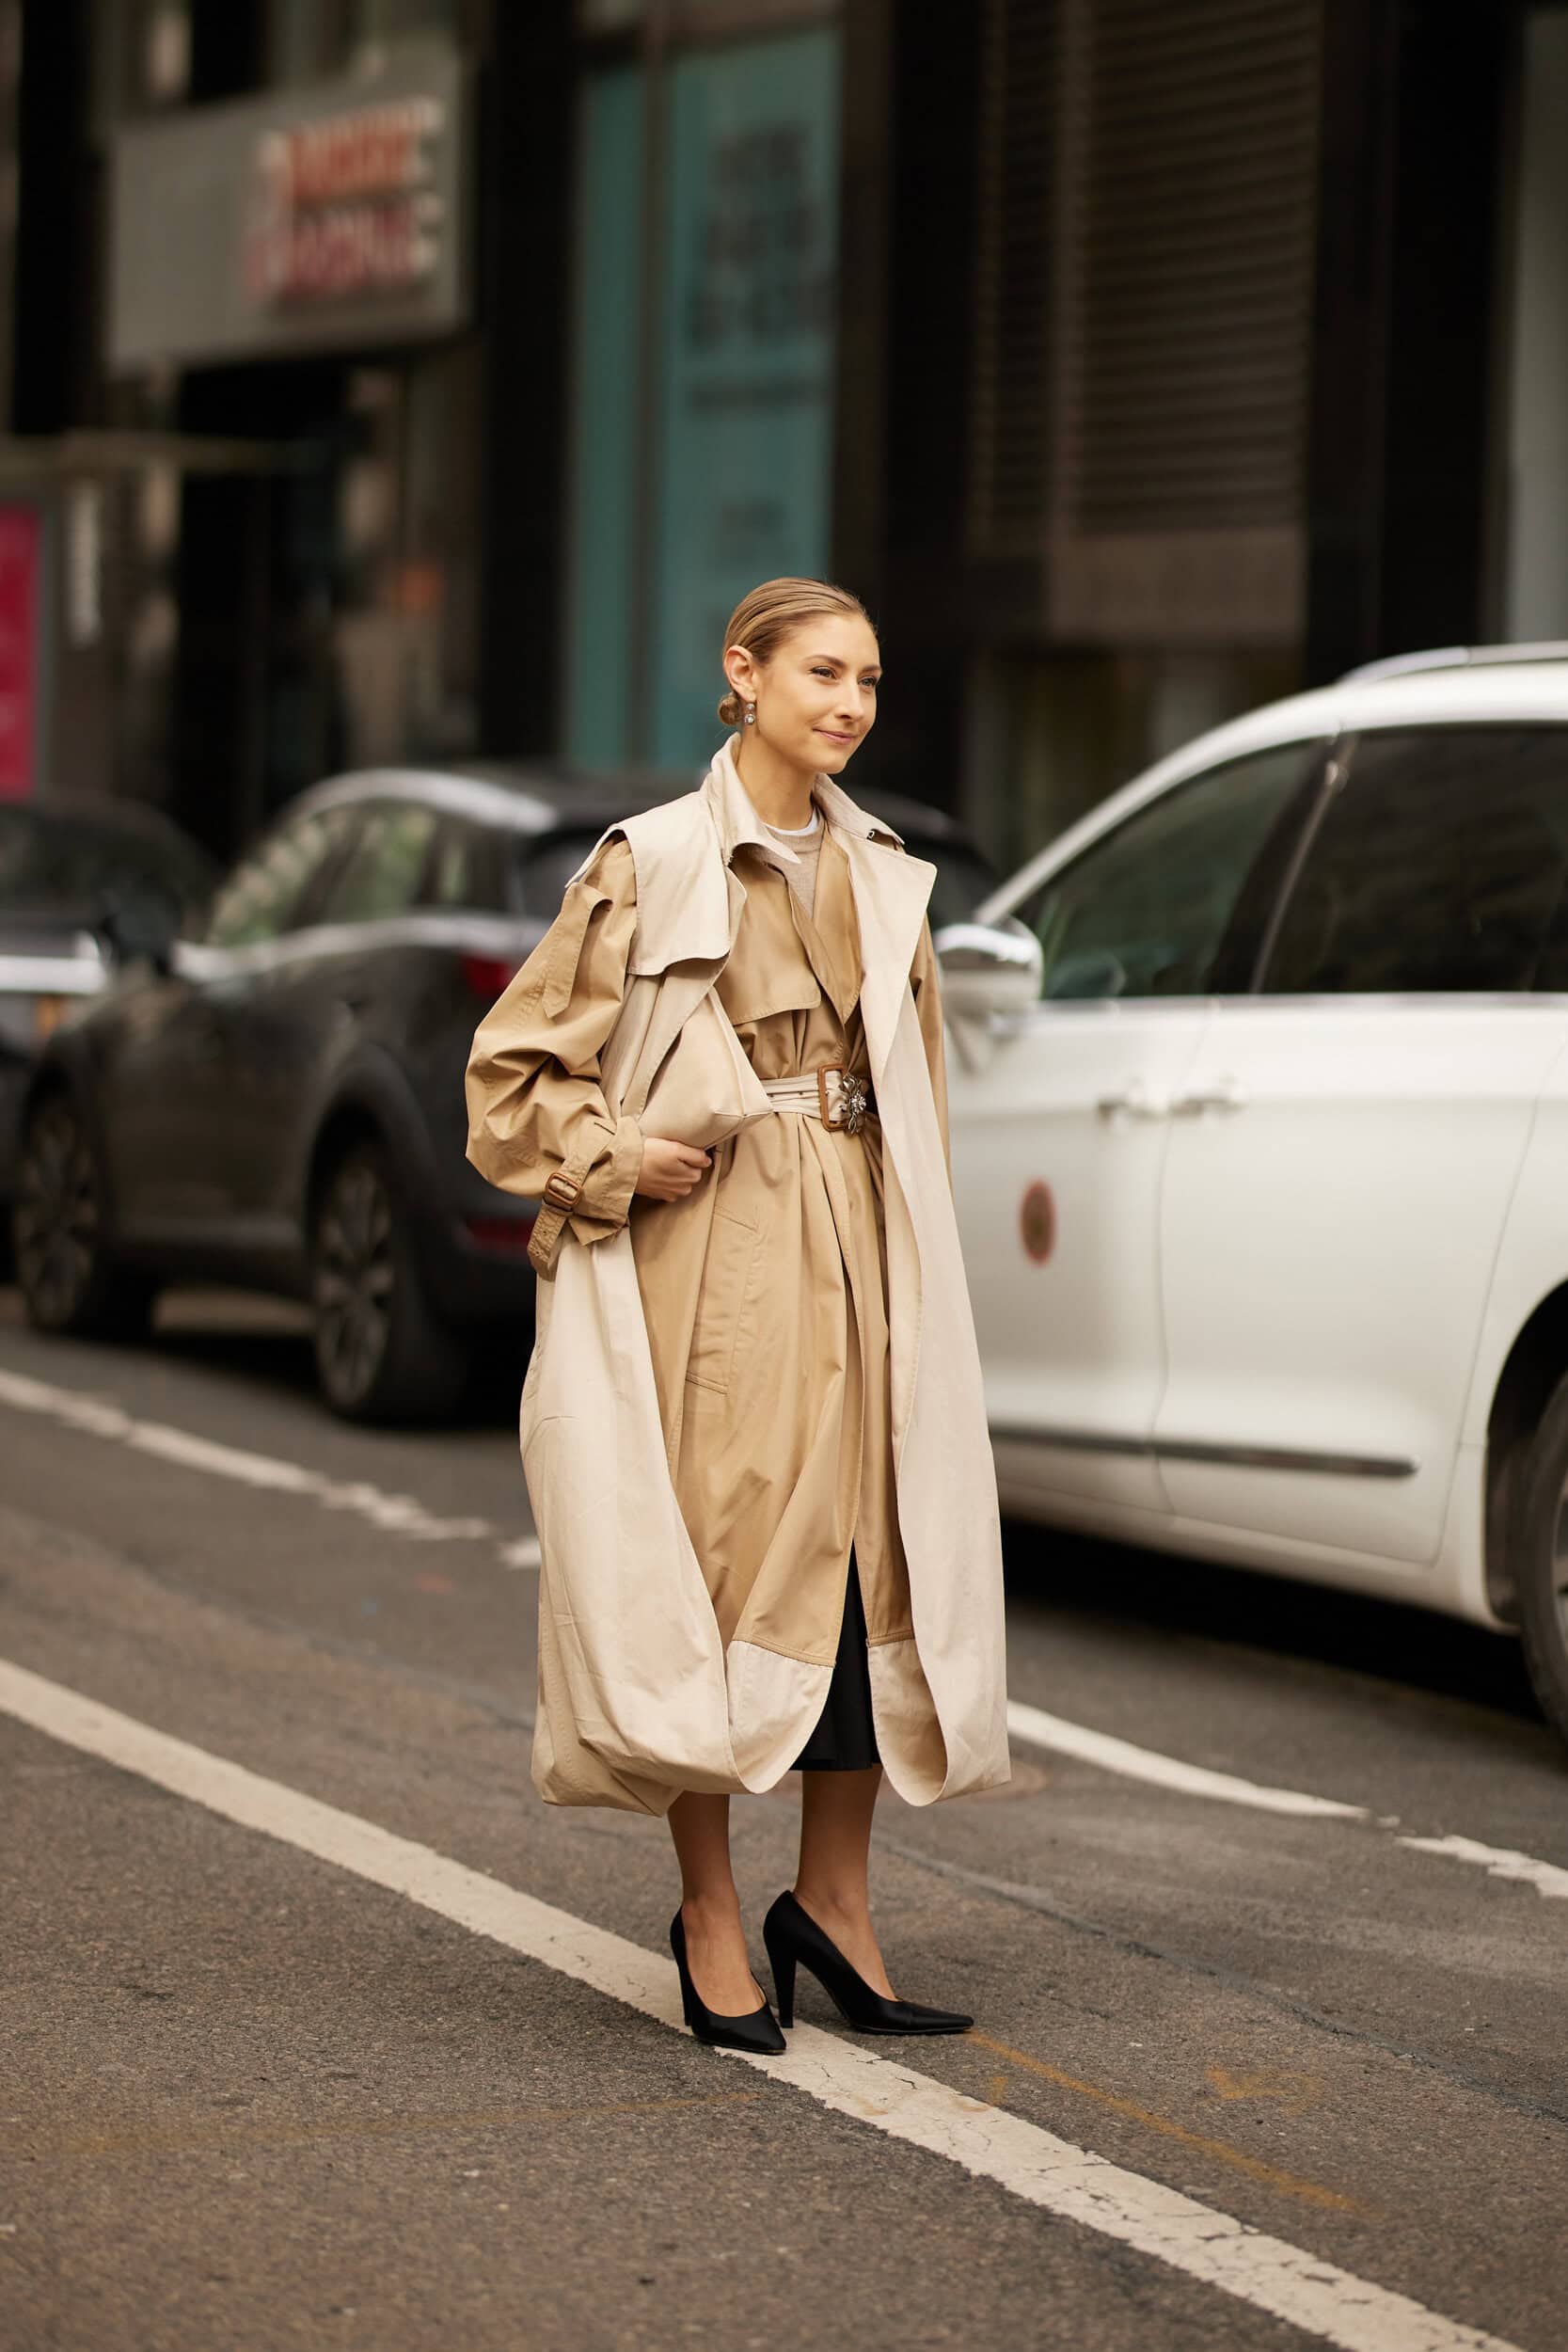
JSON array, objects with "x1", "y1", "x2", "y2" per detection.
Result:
[
  {"x1": 1057, "y1": 0, "x2": 1320, "y2": 537},
  {"x1": 969, "y1": 0, "x2": 1058, "y2": 560},
  {"x1": 1050, "y1": 0, "x2": 1321, "y2": 641},
  {"x1": 969, "y1": 0, "x2": 1322, "y2": 644}
]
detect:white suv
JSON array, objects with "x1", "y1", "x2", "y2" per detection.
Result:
[{"x1": 937, "y1": 646, "x2": 1568, "y2": 1747}]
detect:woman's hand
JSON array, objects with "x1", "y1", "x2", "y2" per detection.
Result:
[{"x1": 634, "y1": 1136, "x2": 713, "y2": 1201}]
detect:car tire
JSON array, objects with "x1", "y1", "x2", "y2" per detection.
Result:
[
  {"x1": 309, "y1": 1137, "x2": 470, "y2": 1424},
  {"x1": 1515, "y1": 1368, "x2": 1568, "y2": 1750},
  {"x1": 12, "y1": 1090, "x2": 157, "y2": 1341}
]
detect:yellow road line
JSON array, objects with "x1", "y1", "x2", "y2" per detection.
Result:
[{"x1": 967, "y1": 2031, "x2": 1373, "y2": 2217}]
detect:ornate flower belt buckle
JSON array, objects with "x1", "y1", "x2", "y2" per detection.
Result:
[{"x1": 819, "y1": 1064, "x2": 871, "y2": 1135}]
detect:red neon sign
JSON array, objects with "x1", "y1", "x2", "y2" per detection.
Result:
[
  {"x1": 245, "y1": 98, "x2": 444, "y2": 310},
  {"x1": 0, "y1": 505, "x2": 40, "y2": 800}
]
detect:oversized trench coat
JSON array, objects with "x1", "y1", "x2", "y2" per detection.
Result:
[{"x1": 464, "y1": 739, "x2": 1008, "y2": 1814}]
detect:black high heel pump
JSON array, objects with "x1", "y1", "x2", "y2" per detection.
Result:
[
  {"x1": 763, "y1": 1890, "x2": 973, "y2": 2036},
  {"x1": 669, "y1": 1911, "x2": 786, "y2": 2054}
]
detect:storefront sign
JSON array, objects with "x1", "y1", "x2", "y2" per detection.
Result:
[
  {"x1": 110, "y1": 47, "x2": 469, "y2": 368},
  {"x1": 245, "y1": 98, "x2": 444, "y2": 310},
  {"x1": 648, "y1": 28, "x2": 840, "y2": 768}
]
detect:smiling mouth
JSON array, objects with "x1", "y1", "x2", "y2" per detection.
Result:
[{"x1": 816, "y1": 728, "x2": 855, "y2": 743}]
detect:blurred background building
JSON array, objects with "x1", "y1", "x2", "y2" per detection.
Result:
[{"x1": 0, "y1": 0, "x2": 1559, "y2": 869}]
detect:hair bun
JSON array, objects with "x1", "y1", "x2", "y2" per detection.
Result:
[{"x1": 717, "y1": 689, "x2": 743, "y2": 726}]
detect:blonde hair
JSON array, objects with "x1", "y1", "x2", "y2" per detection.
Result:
[{"x1": 717, "y1": 577, "x2": 874, "y2": 725}]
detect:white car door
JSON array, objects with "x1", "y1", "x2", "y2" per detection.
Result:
[
  {"x1": 946, "y1": 738, "x2": 1331, "y2": 1516},
  {"x1": 1153, "y1": 723, "x2": 1568, "y2": 1565}
]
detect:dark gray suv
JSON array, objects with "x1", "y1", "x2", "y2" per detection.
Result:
[{"x1": 12, "y1": 762, "x2": 996, "y2": 1422}]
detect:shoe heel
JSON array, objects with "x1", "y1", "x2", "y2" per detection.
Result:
[{"x1": 766, "y1": 1933, "x2": 797, "y2": 2028}]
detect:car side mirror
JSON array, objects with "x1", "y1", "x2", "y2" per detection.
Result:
[
  {"x1": 97, "y1": 882, "x2": 181, "y2": 977},
  {"x1": 933, "y1": 918, "x2": 1043, "y2": 1021}
]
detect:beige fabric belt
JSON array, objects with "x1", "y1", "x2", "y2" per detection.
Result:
[{"x1": 760, "y1": 1066, "x2": 877, "y2": 1135}]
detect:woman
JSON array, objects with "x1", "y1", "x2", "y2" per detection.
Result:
[{"x1": 466, "y1": 578, "x2": 1008, "y2": 2052}]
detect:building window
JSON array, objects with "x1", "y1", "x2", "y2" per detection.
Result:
[
  {"x1": 1501, "y1": 7, "x2": 1568, "y2": 643},
  {"x1": 565, "y1": 22, "x2": 843, "y2": 772},
  {"x1": 269, "y1": 0, "x2": 463, "y2": 87}
]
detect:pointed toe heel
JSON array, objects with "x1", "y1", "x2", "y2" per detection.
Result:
[
  {"x1": 670, "y1": 1912, "x2": 786, "y2": 2054},
  {"x1": 762, "y1": 1891, "x2": 973, "y2": 2037}
]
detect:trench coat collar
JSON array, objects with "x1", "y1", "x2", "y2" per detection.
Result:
[
  {"x1": 705, "y1": 735, "x2": 906, "y2": 869},
  {"x1": 704, "y1": 735, "x2": 933, "y2": 1085},
  {"x1": 620, "y1": 739, "x2": 924, "y2": 985}
]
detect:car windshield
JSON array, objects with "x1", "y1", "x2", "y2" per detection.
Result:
[
  {"x1": 507, "y1": 831, "x2": 610, "y2": 917},
  {"x1": 0, "y1": 805, "x2": 214, "y2": 918},
  {"x1": 507, "y1": 829, "x2": 996, "y2": 926}
]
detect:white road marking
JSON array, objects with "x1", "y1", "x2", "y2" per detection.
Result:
[
  {"x1": 497, "y1": 1534, "x2": 542, "y2": 1570},
  {"x1": 1399, "y1": 1834, "x2": 1568, "y2": 1899},
  {"x1": 1006, "y1": 1697, "x2": 1366, "y2": 1820},
  {"x1": 0, "y1": 1656, "x2": 1522, "y2": 2352},
  {"x1": 1, "y1": 1361, "x2": 1562, "y2": 1885},
  {"x1": 0, "y1": 1365, "x2": 532, "y2": 1564}
]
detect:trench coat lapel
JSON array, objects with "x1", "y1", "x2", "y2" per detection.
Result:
[
  {"x1": 703, "y1": 740, "x2": 936, "y2": 1078},
  {"x1": 788, "y1": 831, "x2": 861, "y2": 1026},
  {"x1": 813, "y1": 777, "x2": 936, "y2": 1089}
]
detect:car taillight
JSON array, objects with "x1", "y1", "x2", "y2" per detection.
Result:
[
  {"x1": 462, "y1": 954, "x2": 518, "y2": 1004},
  {"x1": 465, "y1": 1215, "x2": 536, "y2": 1254}
]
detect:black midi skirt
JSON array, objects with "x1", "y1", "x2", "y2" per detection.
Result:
[{"x1": 792, "y1": 1547, "x2": 879, "y2": 1772}]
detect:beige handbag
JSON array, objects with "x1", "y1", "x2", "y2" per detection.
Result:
[
  {"x1": 528, "y1": 979, "x2": 770, "y2": 1276},
  {"x1": 635, "y1": 987, "x2": 773, "y2": 1152}
]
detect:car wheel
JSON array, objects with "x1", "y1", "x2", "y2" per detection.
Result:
[
  {"x1": 12, "y1": 1091, "x2": 156, "y2": 1340},
  {"x1": 1515, "y1": 1368, "x2": 1568, "y2": 1750},
  {"x1": 309, "y1": 1138, "x2": 469, "y2": 1423}
]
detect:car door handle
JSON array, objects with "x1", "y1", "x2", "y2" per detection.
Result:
[
  {"x1": 1097, "y1": 1081, "x2": 1170, "y2": 1120},
  {"x1": 1171, "y1": 1075, "x2": 1250, "y2": 1116}
]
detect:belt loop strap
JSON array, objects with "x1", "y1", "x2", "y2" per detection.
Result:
[{"x1": 528, "y1": 1157, "x2": 591, "y2": 1278}]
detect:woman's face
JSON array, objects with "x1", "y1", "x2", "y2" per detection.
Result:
[{"x1": 728, "y1": 614, "x2": 881, "y2": 774}]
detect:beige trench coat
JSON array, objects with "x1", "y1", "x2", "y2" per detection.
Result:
[{"x1": 465, "y1": 739, "x2": 1008, "y2": 1814}]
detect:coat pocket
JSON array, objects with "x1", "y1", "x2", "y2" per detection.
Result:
[{"x1": 685, "y1": 1207, "x2": 762, "y2": 1394}]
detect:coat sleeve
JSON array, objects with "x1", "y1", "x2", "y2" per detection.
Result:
[
  {"x1": 910, "y1": 915, "x2": 952, "y2": 1189},
  {"x1": 464, "y1": 837, "x2": 643, "y2": 1247}
]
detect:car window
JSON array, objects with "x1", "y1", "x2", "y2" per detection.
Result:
[
  {"x1": 1263, "y1": 727, "x2": 1568, "y2": 996},
  {"x1": 422, "y1": 818, "x2": 483, "y2": 908},
  {"x1": 315, "y1": 803, "x2": 440, "y2": 925},
  {"x1": 202, "y1": 806, "x2": 356, "y2": 948},
  {"x1": 426, "y1": 818, "x2": 508, "y2": 914},
  {"x1": 507, "y1": 829, "x2": 611, "y2": 918},
  {"x1": 1010, "y1": 742, "x2": 1324, "y2": 1001}
]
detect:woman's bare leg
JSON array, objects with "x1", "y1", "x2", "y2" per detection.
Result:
[
  {"x1": 793, "y1": 1766, "x2": 896, "y2": 1997},
  {"x1": 667, "y1": 1792, "x2": 766, "y2": 2014}
]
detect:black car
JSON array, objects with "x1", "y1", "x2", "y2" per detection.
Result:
[
  {"x1": 0, "y1": 797, "x2": 216, "y2": 1207},
  {"x1": 12, "y1": 762, "x2": 996, "y2": 1422}
]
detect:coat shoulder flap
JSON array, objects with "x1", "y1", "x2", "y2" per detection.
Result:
[{"x1": 610, "y1": 792, "x2": 731, "y2": 977}]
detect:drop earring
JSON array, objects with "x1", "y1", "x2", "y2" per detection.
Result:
[{"x1": 744, "y1": 703, "x2": 756, "y2": 725}]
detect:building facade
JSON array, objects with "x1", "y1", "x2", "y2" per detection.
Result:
[
  {"x1": 892, "y1": 0, "x2": 1565, "y2": 870},
  {"x1": 3, "y1": 0, "x2": 570, "y2": 856},
  {"x1": 2, "y1": 0, "x2": 1565, "y2": 879}
]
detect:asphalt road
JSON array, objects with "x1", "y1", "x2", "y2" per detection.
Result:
[{"x1": 1, "y1": 1286, "x2": 1564, "y2": 2352}]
